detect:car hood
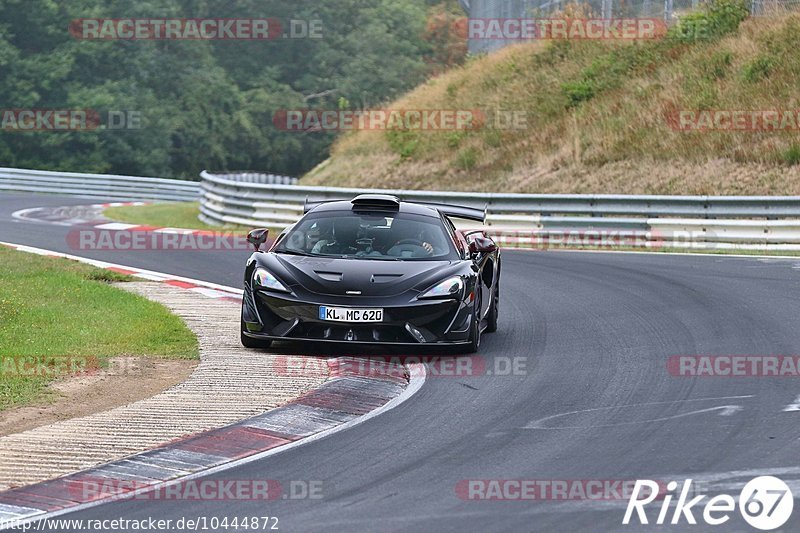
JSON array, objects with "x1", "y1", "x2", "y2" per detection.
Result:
[{"x1": 268, "y1": 254, "x2": 463, "y2": 297}]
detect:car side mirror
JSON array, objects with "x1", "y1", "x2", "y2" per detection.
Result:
[
  {"x1": 247, "y1": 228, "x2": 270, "y2": 252},
  {"x1": 469, "y1": 236, "x2": 497, "y2": 255}
]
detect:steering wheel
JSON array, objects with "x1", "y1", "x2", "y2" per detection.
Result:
[
  {"x1": 388, "y1": 238, "x2": 433, "y2": 258},
  {"x1": 394, "y1": 238, "x2": 425, "y2": 247}
]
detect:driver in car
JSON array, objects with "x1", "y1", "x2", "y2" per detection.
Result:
[
  {"x1": 312, "y1": 217, "x2": 360, "y2": 255},
  {"x1": 388, "y1": 219, "x2": 435, "y2": 257},
  {"x1": 304, "y1": 221, "x2": 327, "y2": 252}
]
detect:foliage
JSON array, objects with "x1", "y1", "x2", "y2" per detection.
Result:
[
  {"x1": 0, "y1": 0, "x2": 456, "y2": 179},
  {"x1": 669, "y1": 0, "x2": 750, "y2": 42}
]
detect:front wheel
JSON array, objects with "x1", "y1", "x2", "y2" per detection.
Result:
[
  {"x1": 466, "y1": 296, "x2": 482, "y2": 353},
  {"x1": 486, "y1": 282, "x2": 499, "y2": 333}
]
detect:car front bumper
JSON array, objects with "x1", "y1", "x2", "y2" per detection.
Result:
[{"x1": 242, "y1": 288, "x2": 474, "y2": 345}]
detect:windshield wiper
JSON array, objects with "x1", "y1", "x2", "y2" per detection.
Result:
[{"x1": 277, "y1": 249, "x2": 317, "y2": 257}]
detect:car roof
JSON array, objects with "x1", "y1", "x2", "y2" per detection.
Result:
[{"x1": 308, "y1": 199, "x2": 442, "y2": 218}]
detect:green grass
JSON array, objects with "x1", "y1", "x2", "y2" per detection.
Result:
[
  {"x1": 0, "y1": 247, "x2": 198, "y2": 410},
  {"x1": 104, "y1": 202, "x2": 245, "y2": 231}
]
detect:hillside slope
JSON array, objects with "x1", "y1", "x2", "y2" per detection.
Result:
[{"x1": 303, "y1": 10, "x2": 800, "y2": 195}]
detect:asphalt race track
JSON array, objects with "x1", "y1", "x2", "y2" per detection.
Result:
[{"x1": 3, "y1": 192, "x2": 800, "y2": 532}]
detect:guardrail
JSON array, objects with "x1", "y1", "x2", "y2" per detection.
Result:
[
  {"x1": 200, "y1": 171, "x2": 800, "y2": 251},
  {"x1": 0, "y1": 167, "x2": 200, "y2": 201},
  {"x1": 4, "y1": 166, "x2": 800, "y2": 251}
]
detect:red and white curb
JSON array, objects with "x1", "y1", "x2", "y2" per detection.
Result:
[
  {"x1": 0, "y1": 242, "x2": 425, "y2": 529},
  {"x1": 0, "y1": 365, "x2": 423, "y2": 529}
]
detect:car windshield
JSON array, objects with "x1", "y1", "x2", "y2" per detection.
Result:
[{"x1": 275, "y1": 210, "x2": 457, "y2": 261}]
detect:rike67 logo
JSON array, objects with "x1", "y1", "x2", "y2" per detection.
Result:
[{"x1": 623, "y1": 476, "x2": 794, "y2": 530}]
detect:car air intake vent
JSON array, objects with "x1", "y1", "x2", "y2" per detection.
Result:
[
  {"x1": 314, "y1": 270, "x2": 343, "y2": 282},
  {"x1": 351, "y1": 194, "x2": 400, "y2": 211},
  {"x1": 371, "y1": 273, "x2": 403, "y2": 283}
]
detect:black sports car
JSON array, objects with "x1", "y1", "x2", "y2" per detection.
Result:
[{"x1": 240, "y1": 194, "x2": 500, "y2": 353}]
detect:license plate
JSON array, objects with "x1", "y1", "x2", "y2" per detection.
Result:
[{"x1": 319, "y1": 306, "x2": 383, "y2": 323}]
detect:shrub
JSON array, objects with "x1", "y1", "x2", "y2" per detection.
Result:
[
  {"x1": 455, "y1": 147, "x2": 478, "y2": 170},
  {"x1": 782, "y1": 145, "x2": 800, "y2": 166},
  {"x1": 385, "y1": 130, "x2": 420, "y2": 159},
  {"x1": 669, "y1": 0, "x2": 750, "y2": 42},
  {"x1": 742, "y1": 56, "x2": 774, "y2": 82}
]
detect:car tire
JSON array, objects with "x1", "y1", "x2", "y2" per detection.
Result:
[
  {"x1": 240, "y1": 327, "x2": 273, "y2": 349},
  {"x1": 466, "y1": 296, "x2": 482, "y2": 353},
  {"x1": 486, "y1": 282, "x2": 499, "y2": 333}
]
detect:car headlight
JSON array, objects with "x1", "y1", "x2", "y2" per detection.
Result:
[
  {"x1": 419, "y1": 276, "x2": 464, "y2": 299},
  {"x1": 253, "y1": 268, "x2": 290, "y2": 292}
]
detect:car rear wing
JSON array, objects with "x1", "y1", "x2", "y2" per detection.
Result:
[
  {"x1": 409, "y1": 201, "x2": 487, "y2": 223},
  {"x1": 303, "y1": 198, "x2": 338, "y2": 213}
]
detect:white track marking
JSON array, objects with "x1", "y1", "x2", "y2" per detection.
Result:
[
  {"x1": 93, "y1": 222, "x2": 140, "y2": 230},
  {"x1": 10, "y1": 208, "x2": 41, "y2": 221},
  {"x1": 782, "y1": 394, "x2": 800, "y2": 412},
  {"x1": 190, "y1": 287, "x2": 237, "y2": 299},
  {"x1": 526, "y1": 406, "x2": 745, "y2": 429},
  {"x1": 523, "y1": 395, "x2": 753, "y2": 430},
  {"x1": 152, "y1": 228, "x2": 199, "y2": 234}
]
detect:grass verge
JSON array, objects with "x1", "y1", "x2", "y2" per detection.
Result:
[
  {"x1": 104, "y1": 202, "x2": 245, "y2": 231},
  {"x1": 0, "y1": 247, "x2": 199, "y2": 410}
]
